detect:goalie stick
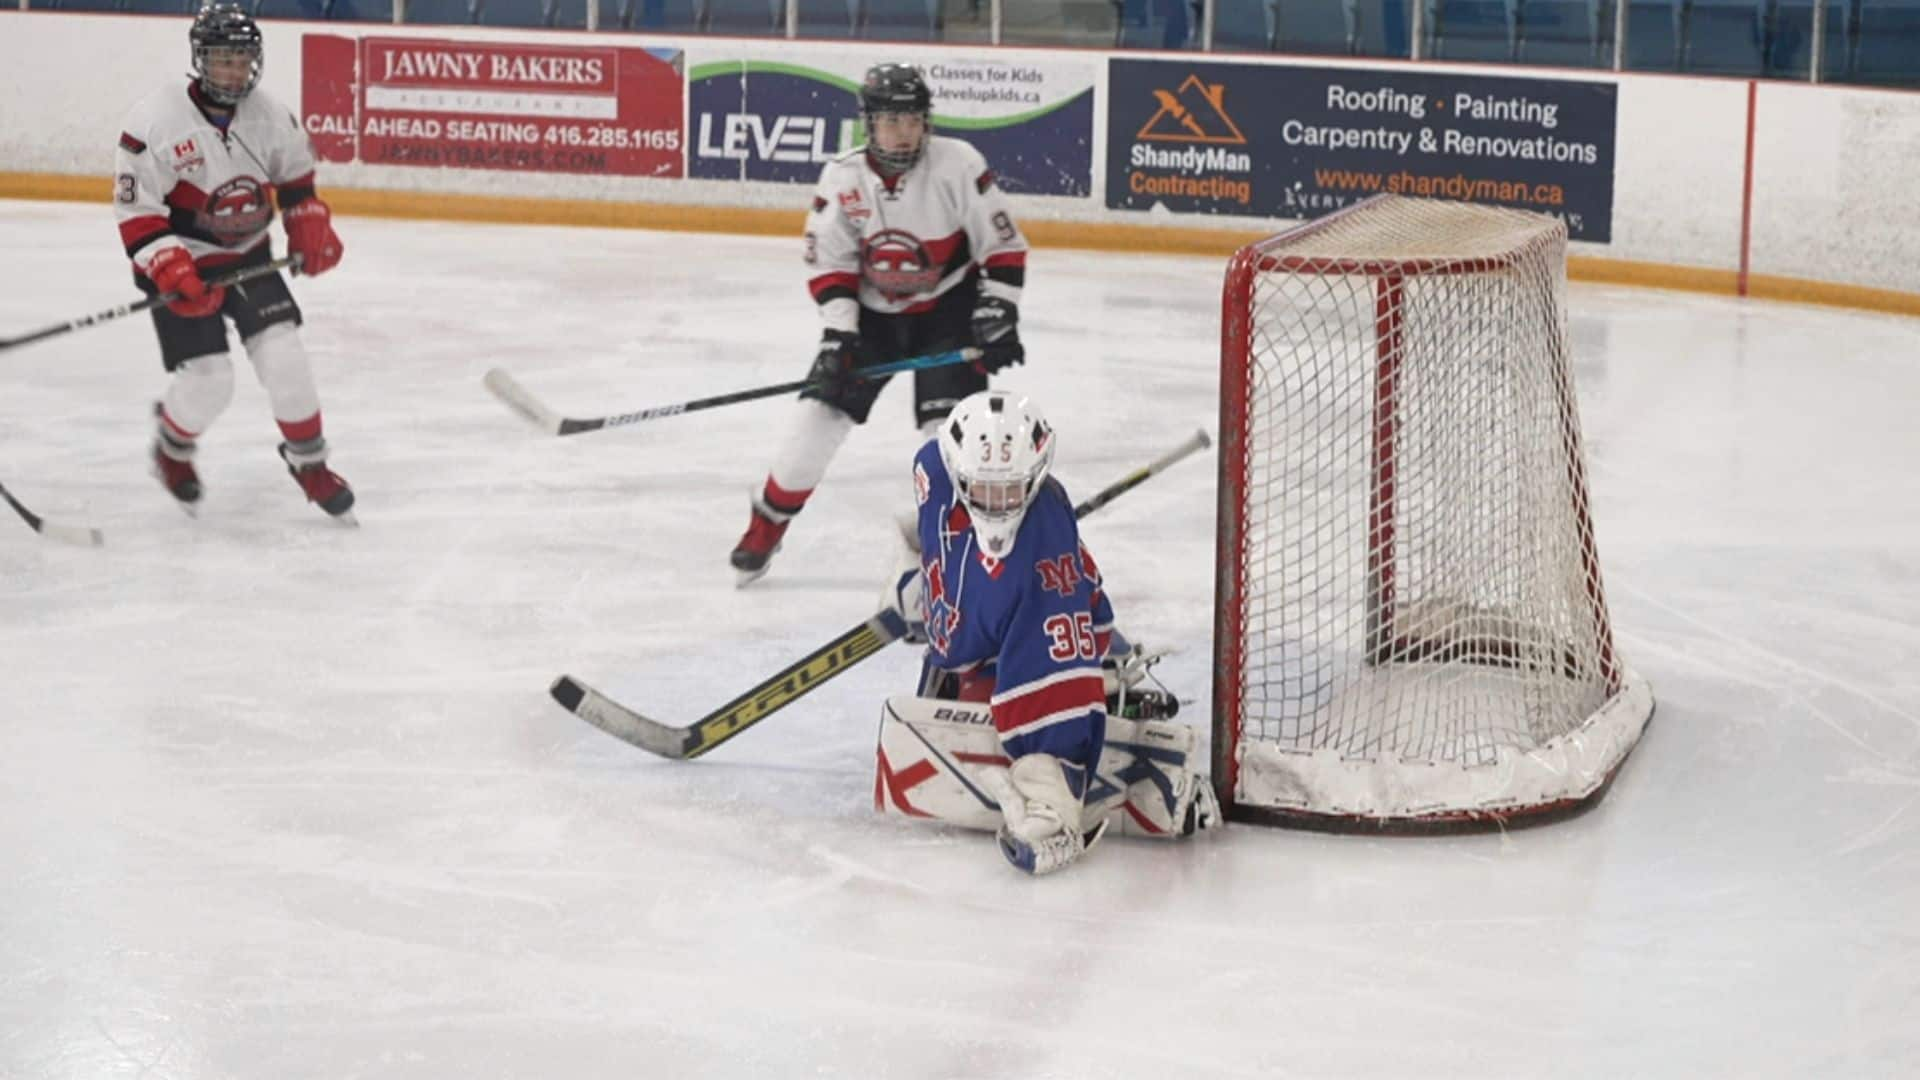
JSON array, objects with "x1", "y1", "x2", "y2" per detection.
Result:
[
  {"x1": 550, "y1": 427, "x2": 1214, "y2": 760},
  {"x1": 0, "y1": 480, "x2": 104, "y2": 547},
  {"x1": 484, "y1": 348, "x2": 980, "y2": 437},
  {"x1": 0, "y1": 256, "x2": 303, "y2": 354}
]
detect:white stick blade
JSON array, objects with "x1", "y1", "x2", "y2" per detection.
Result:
[
  {"x1": 483, "y1": 368, "x2": 564, "y2": 435},
  {"x1": 40, "y1": 520, "x2": 105, "y2": 547},
  {"x1": 551, "y1": 676, "x2": 690, "y2": 759}
]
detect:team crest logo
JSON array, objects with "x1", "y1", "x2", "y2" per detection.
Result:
[
  {"x1": 837, "y1": 188, "x2": 871, "y2": 225},
  {"x1": 913, "y1": 461, "x2": 930, "y2": 506},
  {"x1": 171, "y1": 138, "x2": 205, "y2": 174},
  {"x1": 862, "y1": 230, "x2": 941, "y2": 300},
  {"x1": 198, "y1": 177, "x2": 272, "y2": 245}
]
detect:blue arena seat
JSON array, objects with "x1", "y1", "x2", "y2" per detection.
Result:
[
  {"x1": 404, "y1": 0, "x2": 479, "y2": 23},
  {"x1": 1677, "y1": 0, "x2": 1766, "y2": 74},
  {"x1": 474, "y1": 0, "x2": 556, "y2": 25},
  {"x1": 1518, "y1": 0, "x2": 1608, "y2": 65},
  {"x1": 250, "y1": 0, "x2": 329, "y2": 18},
  {"x1": 1849, "y1": 0, "x2": 1920, "y2": 85},
  {"x1": 1113, "y1": 0, "x2": 1194, "y2": 47},
  {"x1": 328, "y1": 0, "x2": 393, "y2": 20},
  {"x1": 97, "y1": 0, "x2": 201, "y2": 12},
  {"x1": 623, "y1": 0, "x2": 700, "y2": 28},
  {"x1": 1427, "y1": 0, "x2": 1521, "y2": 60},
  {"x1": 1210, "y1": 0, "x2": 1276, "y2": 50},
  {"x1": 795, "y1": 0, "x2": 856, "y2": 36},
  {"x1": 1275, "y1": 0, "x2": 1361, "y2": 53},
  {"x1": 703, "y1": 0, "x2": 783, "y2": 32},
  {"x1": 1622, "y1": 0, "x2": 1681, "y2": 67},
  {"x1": 860, "y1": 0, "x2": 941, "y2": 39},
  {"x1": 1752, "y1": 0, "x2": 1849, "y2": 78}
]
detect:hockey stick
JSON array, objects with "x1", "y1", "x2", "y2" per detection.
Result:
[
  {"x1": 0, "y1": 480, "x2": 104, "y2": 547},
  {"x1": 0, "y1": 255, "x2": 304, "y2": 354},
  {"x1": 482, "y1": 348, "x2": 980, "y2": 437},
  {"x1": 550, "y1": 426, "x2": 1214, "y2": 760}
]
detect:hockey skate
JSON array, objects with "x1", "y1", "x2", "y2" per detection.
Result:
[
  {"x1": 729, "y1": 502, "x2": 790, "y2": 586},
  {"x1": 151, "y1": 439, "x2": 202, "y2": 517},
  {"x1": 150, "y1": 403, "x2": 202, "y2": 516},
  {"x1": 278, "y1": 440, "x2": 356, "y2": 523}
]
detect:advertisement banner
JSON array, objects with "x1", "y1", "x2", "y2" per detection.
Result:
[
  {"x1": 300, "y1": 35, "x2": 686, "y2": 178},
  {"x1": 688, "y1": 54, "x2": 1094, "y2": 197},
  {"x1": 1106, "y1": 59, "x2": 1618, "y2": 242}
]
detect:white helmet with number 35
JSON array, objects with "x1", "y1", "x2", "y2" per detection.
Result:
[{"x1": 938, "y1": 390, "x2": 1055, "y2": 558}]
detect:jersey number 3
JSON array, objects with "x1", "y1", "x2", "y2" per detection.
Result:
[{"x1": 1043, "y1": 612, "x2": 1097, "y2": 662}]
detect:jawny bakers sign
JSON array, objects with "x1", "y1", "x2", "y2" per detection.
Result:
[
  {"x1": 301, "y1": 35, "x2": 685, "y2": 178},
  {"x1": 1106, "y1": 59, "x2": 1617, "y2": 242}
]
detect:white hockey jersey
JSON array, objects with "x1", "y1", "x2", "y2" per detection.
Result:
[
  {"x1": 113, "y1": 79, "x2": 318, "y2": 275},
  {"x1": 802, "y1": 134, "x2": 1029, "y2": 333}
]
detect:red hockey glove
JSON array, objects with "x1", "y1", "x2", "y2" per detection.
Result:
[
  {"x1": 283, "y1": 197, "x2": 343, "y2": 276},
  {"x1": 146, "y1": 246, "x2": 225, "y2": 319}
]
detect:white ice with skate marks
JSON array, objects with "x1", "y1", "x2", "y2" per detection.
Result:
[{"x1": 2, "y1": 200, "x2": 1918, "y2": 1077}]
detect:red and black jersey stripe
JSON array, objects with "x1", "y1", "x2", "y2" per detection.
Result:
[
  {"x1": 983, "y1": 250, "x2": 1026, "y2": 289},
  {"x1": 807, "y1": 270, "x2": 860, "y2": 305},
  {"x1": 276, "y1": 172, "x2": 316, "y2": 209},
  {"x1": 118, "y1": 215, "x2": 172, "y2": 258}
]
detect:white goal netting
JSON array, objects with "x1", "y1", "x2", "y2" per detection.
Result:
[{"x1": 1212, "y1": 195, "x2": 1653, "y2": 829}]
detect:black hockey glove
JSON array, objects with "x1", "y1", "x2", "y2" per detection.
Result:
[
  {"x1": 809, "y1": 329, "x2": 865, "y2": 397},
  {"x1": 970, "y1": 295, "x2": 1024, "y2": 374}
]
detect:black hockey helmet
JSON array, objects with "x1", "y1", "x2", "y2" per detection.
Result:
[
  {"x1": 190, "y1": 3, "x2": 264, "y2": 107},
  {"x1": 859, "y1": 63, "x2": 931, "y2": 175}
]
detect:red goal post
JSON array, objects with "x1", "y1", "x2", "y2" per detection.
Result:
[{"x1": 1211, "y1": 194, "x2": 1654, "y2": 832}]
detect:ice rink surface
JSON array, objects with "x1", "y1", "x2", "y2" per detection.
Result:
[{"x1": 1, "y1": 199, "x2": 1916, "y2": 1078}]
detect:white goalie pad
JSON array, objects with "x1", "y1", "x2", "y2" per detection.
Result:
[{"x1": 873, "y1": 696, "x2": 1220, "y2": 840}]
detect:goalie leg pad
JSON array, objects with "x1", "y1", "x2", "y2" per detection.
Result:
[
  {"x1": 876, "y1": 696, "x2": 1220, "y2": 841},
  {"x1": 1086, "y1": 715, "x2": 1222, "y2": 840},
  {"x1": 874, "y1": 696, "x2": 1007, "y2": 832}
]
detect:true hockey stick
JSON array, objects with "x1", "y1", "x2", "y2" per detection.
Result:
[
  {"x1": 0, "y1": 480, "x2": 104, "y2": 547},
  {"x1": 0, "y1": 255, "x2": 304, "y2": 354},
  {"x1": 550, "y1": 426, "x2": 1214, "y2": 760},
  {"x1": 482, "y1": 348, "x2": 980, "y2": 437}
]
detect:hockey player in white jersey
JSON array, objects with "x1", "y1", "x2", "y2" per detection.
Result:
[
  {"x1": 730, "y1": 63, "x2": 1029, "y2": 584},
  {"x1": 872, "y1": 390, "x2": 1220, "y2": 875},
  {"x1": 114, "y1": 3, "x2": 353, "y2": 520}
]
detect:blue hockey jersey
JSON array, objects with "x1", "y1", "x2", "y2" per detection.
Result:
[{"x1": 911, "y1": 439, "x2": 1114, "y2": 789}]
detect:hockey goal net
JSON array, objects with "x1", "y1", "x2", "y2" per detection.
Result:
[{"x1": 1211, "y1": 195, "x2": 1653, "y2": 831}]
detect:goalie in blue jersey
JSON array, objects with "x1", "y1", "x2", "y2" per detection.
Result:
[{"x1": 874, "y1": 390, "x2": 1220, "y2": 875}]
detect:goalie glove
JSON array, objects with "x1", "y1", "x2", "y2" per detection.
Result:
[{"x1": 984, "y1": 754, "x2": 1105, "y2": 876}]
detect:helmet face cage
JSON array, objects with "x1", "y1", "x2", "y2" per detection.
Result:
[
  {"x1": 940, "y1": 391, "x2": 1055, "y2": 557},
  {"x1": 191, "y1": 5, "x2": 264, "y2": 107},
  {"x1": 860, "y1": 63, "x2": 932, "y2": 176}
]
